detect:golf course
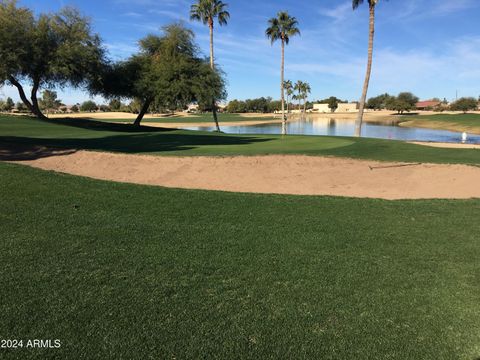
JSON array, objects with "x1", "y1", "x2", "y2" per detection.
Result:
[
  {"x1": 1, "y1": 115, "x2": 480, "y2": 359},
  {"x1": 2, "y1": 0, "x2": 480, "y2": 358}
]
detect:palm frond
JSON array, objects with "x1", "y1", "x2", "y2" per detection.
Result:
[
  {"x1": 266, "y1": 11, "x2": 300, "y2": 46},
  {"x1": 353, "y1": 0, "x2": 381, "y2": 10},
  {"x1": 352, "y1": 0, "x2": 364, "y2": 10},
  {"x1": 190, "y1": 0, "x2": 230, "y2": 26}
]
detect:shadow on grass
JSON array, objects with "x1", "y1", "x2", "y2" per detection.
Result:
[
  {"x1": 0, "y1": 132, "x2": 272, "y2": 155},
  {"x1": 0, "y1": 141, "x2": 77, "y2": 161},
  {"x1": 41, "y1": 117, "x2": 175, "y2": 133}
]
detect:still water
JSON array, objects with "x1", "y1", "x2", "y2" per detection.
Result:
[{"x1": 185, "y1": 117, "x2": 480, "y2": 144}]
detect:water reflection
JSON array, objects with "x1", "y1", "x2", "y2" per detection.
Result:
[{"x1": 184, "y1": 116, "x2": 480, "y2": 144}]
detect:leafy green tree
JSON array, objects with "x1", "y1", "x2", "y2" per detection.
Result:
[
  {"x1": 327, "y1": 96, "x2": 339, "y2": 112},
  {"x1": 96, "y1": 23, "x2": 225, "y2": 126},
  {"x1": 39, "y1": 90, "x2": 61, "y2": 116},
  {"x1": 190, "y1": 0, "x2": 230, "y2": 131},
  {"x1": 226, "y1": 99, "x2": 247, "y2": 113},
  {"x1": 227, "y1": 98, "x2": 287, "y2": 114},
  {"x1": 387, "y1": 92, "x2": 419, "y2": 114},
  {"x1": 0, "y1": 1, "x2": 105, "y2": 119},
  {"x1": 3, "y1": 97, "x2": 14, "y2": 112},
  {"x1": 268, "y1": 100, "x2": 282, "y2": 113},
  {"x1": 16, "y1": 101, "x2": 27, "y2": 112},
  {"x1": 266, "y1": 11, "x2": 300, "y2": 135},
  {"x1": 367, "y1": 93, "x2": 394, "y2": 110},
  {"x1": 99, "y1": 104, "x2": 110, "y2": 112},
  {"x1": 109, "y1": 99, "x2": 122, "y2": 111},
  {"x1": 353, "y1": 0, "x2": 382, "y2": 136},
  {"x1": 192, "y1": 61, "x2": 227, "y2": 116},
  {"x1": 450, "y1": 97, "x2": 478, "y2": 113},
  {"x1": 80, "y1": 100, "x2": 97, "y2": 112},
  {"x1": 244, "y1": 97, "x2": 272, "y2": 113},
  {"x1": 71, "y1": 104, "x2": 79, "y2": 113}
]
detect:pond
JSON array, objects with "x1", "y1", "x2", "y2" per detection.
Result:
[{"x1": 184, "y1": 117, "x2": 480, "y2": 144}]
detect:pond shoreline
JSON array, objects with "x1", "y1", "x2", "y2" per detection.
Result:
[{"x1": 399, "y1": 120, "x2": 480, "y2": 135}]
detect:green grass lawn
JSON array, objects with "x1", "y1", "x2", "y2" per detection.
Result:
[
  {"x1": 1, "y1": 115, "x2": 479, "y2": 165},
  {"x1": 1, "y1": 162, "x2": 479, "y2": 359},
  {"x1": 87, "y1": 113, "x2": 277, "y2": 123},
  {"x1": 403, "y1": 113, "x2": 480, "y2": 134}
]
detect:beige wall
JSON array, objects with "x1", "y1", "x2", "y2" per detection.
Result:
[
  {"x1": 337, "y1": 103, "x2": 358, "y2": 112},
  {"x1": 313, "y1": 103, "x2": 358, "y2": 113},
  {"x1": 313, "y1": 104, "x2": 331, "y2": 112}
]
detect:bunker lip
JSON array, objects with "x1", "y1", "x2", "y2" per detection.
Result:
[
  {"x1": 409, "y1": 141, "x2": 480, "y2": 149},
  {"x1": 6, "y1": 150, "x2": 480, "y2": 200}
]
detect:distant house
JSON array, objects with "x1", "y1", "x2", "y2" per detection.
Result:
[
  {"x1": 312, "y1": 102, "x2": 358, "y2": 113},
  {"x1": 416, "y1": 100, "x2": 441, "y2": 110}
]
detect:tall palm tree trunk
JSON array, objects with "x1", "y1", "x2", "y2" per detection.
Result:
[
  {"x1": 354, "y1": 4, "x2": 375, "y2": 137},
  {"x1": 209, "y1": 21, "x2": 221, "y2": 132},
  {"x1": 303, "y1": 95, "x2": 307, "y2": 114},
  {"x1": 280, "y1": 39, "x2": 286, "y2": 135},
  {"x1": 209, "y1": 22, "x2": 215, "y2": 69}
]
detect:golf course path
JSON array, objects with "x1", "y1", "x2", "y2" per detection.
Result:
[{"x1": 7, "y1": 149, "x2": 480, "y2": 200}]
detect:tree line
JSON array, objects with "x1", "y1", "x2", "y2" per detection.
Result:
[
  {"x1": 366, "y1": 93, "x2": 480, "y2": 114},
  {"x1": 366, "y1": 93, "x2": 419, "y2": 114}
]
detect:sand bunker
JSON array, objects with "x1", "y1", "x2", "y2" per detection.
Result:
[{"x1": 7, "y1": 150, "x2": 480, "y2": 200}]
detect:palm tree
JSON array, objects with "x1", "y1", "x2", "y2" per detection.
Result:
[
  {"x1": 353, "y1": 0, "x2": 380, "y2": 137},
  {"x1": 301, "y1": 81, "x2": 311, "y2": 114},
  {"x1": 284, "y1": 80, "x2": 293, "y2": 115},
  {"x1": 190, "y1": 0, "x2": 230, "y2": 131},
  {"x1": 266, "y1": 12, "x2": 300, "y2": 135},
  {"x1": 294, "y1": 80, "x2": 303, "y2": 114}
]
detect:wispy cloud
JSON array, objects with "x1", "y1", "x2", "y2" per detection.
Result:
[
  {"x1": 148, "y1": 9, "x2": 190, "y2": 22},
  {"x1": 121, "y1": 12, "x2": 142, "y2": 18},
  {"x1": 105, "y1": 42, "x2": 139, "y2": 59},
  {"x1": 318, "y1": 2, "x2": 352, "y2": 22},
  {"x1": 386, "y1": 0, "x2": 479, "y2": 23},
  {"x1": 434, "y1": 0, "x2": 478, "y2": 15}
]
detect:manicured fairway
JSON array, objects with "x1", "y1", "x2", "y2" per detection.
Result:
[
  {"x1": 404, "y1": 113, "x2": 480, "y2": 134},
  {"x1": 1, "y1": 162, "x2": 479, "y2": 359},
  {"x1": 1, "y1": 115, "x2": 479, "y2": 165}
]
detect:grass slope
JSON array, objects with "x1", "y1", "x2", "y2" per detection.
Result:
[
  {"x1": 1, "y1": 162, "x2": 480, "y2": 359},
  {"x1": 403, "y1": 114, "x2": 480, "y2": 134},
  {"x1": 1, "y1": 115, "x2": 479, "y2": 165}
]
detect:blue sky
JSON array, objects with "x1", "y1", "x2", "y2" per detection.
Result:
[{"x1": 3, "y1": 0, "x2": 480, "y2": 104}]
